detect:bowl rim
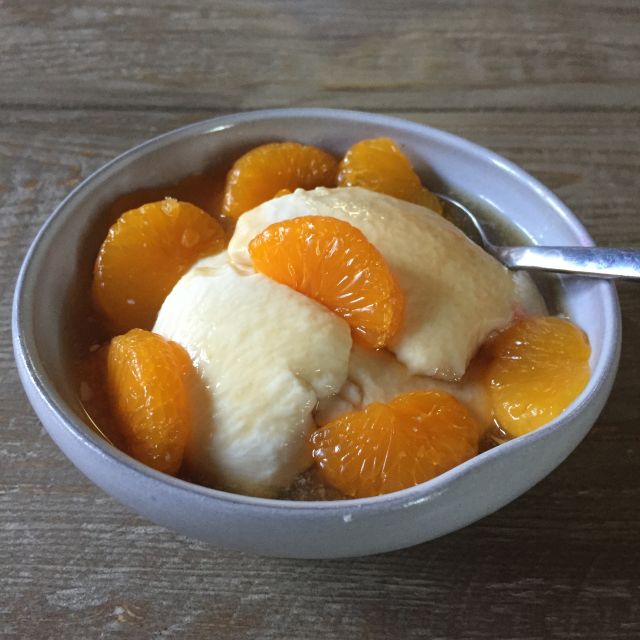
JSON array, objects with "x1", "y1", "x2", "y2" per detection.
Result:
[{"x1": 12, "y1": 107, "x2": 621, "y2": 516}]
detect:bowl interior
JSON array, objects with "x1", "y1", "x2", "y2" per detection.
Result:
[{"x1": 17, "y1": 109, "x2": 618, "y2": 508}]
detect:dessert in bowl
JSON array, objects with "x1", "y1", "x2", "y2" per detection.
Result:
[{"x1": 12, "y1": 109, "x2": 620, "y2": 558}]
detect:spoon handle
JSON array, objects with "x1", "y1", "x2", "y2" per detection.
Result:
[{"x1": 495, "y1": 246, "x2": 640, "y2": 280}]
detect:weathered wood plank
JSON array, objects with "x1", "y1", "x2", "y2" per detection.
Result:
[
  {"x1": 1, "y1": 108, "x2": 639, "y2": 638},
  {"x1": 1, "y1": 0, "x2": 639, "y2": 112}
]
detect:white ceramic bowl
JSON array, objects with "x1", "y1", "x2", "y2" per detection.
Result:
[{"x1": 12, "y1": 109, "x2": 620, "y2": 558}]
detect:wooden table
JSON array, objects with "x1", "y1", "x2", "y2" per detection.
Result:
[{"x1": 2, "y1": 2, "x2": 639, "y2": 637}]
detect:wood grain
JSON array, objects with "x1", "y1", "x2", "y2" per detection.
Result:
[
  {"x1": 2, "y1": 1, "x2": 640, "y2": 637},
  {"x1": 1, "y1": 0, "x2": 639, "y2": 112}
]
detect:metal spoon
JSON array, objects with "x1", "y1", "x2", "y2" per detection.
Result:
[{"x1": 436, "y1": 193, "x2": 640, "y2": 280}]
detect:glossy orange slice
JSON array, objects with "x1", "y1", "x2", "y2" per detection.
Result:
[
  {"x1": 93, "y1": 198, "x2": 226, "y2": 332},
  {"x1": 106, "y1": 329, "x2": 193, "y2": 474},
  {"x1": 337, "y1": 137, "x2": 442, "y2": 213},
  {"x1": 311, "y1": 390, "x2": 482, "y2": 498},
  {"x1": 222, "y1": 142, "x2": 339, "y2": 219},
  {"x1": 485, "y1": 316, "x2": 591, "y2": 437},
  {"x1": 248, "y1": 215, "x2": 404, "y2": 348}
]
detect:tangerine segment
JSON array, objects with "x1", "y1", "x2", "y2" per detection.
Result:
[
  {"x1": 248, "y1": 216, "x2": 404, "y2": 348},
  {"x1": 311, "y1": 391, "x2": 482, "y2": 498},
  {"x1": 485, "y1": 316, "x2": 591, "y2": 437},
  {"x1": 337, "y1": 138, "x2": 443, "y2": 214},
  {"x1": 106, "y1": 329, "x2": 193, "y2": 474},
  {"x1": 222, "y1": 142, "x2": 339, "y2": 219},
  {"x1": 93, "y1": 198, "x2": 226, "y2": 333}
]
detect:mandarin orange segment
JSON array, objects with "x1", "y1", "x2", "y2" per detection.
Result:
[
  {"x1": 248, "y1": 215, "x2": 404, "y2": 348},
  {"x1": 93, "y1": 198, "x2": 226, "y2": 333},
  {"x1": 485, "y1": 316, "x2": 591, "y2": 437},
  {"x1": 222, "y1": 142, "x2": 339, "y2": 219},
  {"x1": 416, "y1": 187, "x2": 443, "y2": 213},
  {"x1": 337, "y1": 138, "x2": 443, "y2": 214},
  {"x1": 106, "y1": 329, "x2": 193, "y2": 474},
  {"x1": 311, "y1": 390, "x2": 482, "y2": 498}
]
